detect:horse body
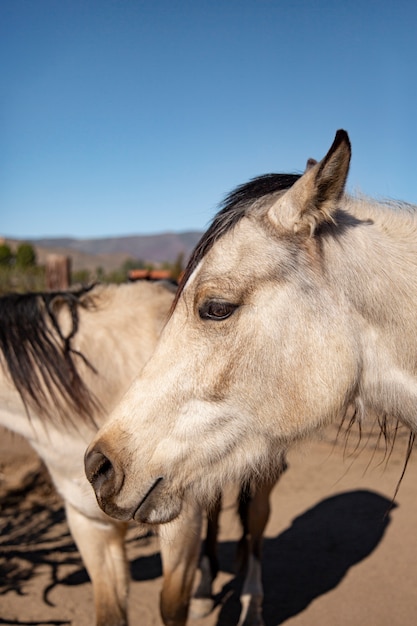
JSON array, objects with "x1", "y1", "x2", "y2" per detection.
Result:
[{"x1": 86, "y1": 130, "x2": 417, "y2": 529}]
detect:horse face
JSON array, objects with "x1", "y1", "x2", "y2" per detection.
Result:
[{"x1": 86, "y1": 130, "x2": 360, "y2": 524}]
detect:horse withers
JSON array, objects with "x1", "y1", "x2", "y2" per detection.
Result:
[{"x1": 86, "y1": 129, "x2": 417, "y2": 529}]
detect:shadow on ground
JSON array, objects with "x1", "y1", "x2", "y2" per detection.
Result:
[
  {"x1": 212, "y1": 489, "x2": 394, "y2": 625},
  {"x1": 0, "y1": 472, "x2": 393, "y2": 626}
]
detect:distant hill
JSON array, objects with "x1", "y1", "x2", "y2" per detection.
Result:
[{"x1": 6, "y1": 232, "x2": 203, "y2": 273}]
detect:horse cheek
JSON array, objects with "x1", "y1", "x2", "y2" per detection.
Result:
[
  {"x1": 306, "y1": 324, "x2": 359, "y2": 424},
  {"x1": 272, "y1": 315, "x2": 359, "y2": 437}
]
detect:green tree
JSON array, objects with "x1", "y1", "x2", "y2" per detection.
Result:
[
  {"x1": 71, "y1": 269, "x2": 91, "y2": 285},
  {"x1": 104, "y1": 268, "x2": 128, "y2": 284},
  {"x1": 122, "y1": 258, "x2": 147, "y2": 273},
  {"x1": 15, "y1": 243, "x2": 36, "y2": 268},
  {"x1": 0, "y1": 244, "x2": 13, "y2": 266}
]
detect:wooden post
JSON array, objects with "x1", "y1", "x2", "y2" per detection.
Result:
[{"x1": 45, "y1": 254, "x2": 71, "y2": 290}]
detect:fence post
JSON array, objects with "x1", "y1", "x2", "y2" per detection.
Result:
[{"x1": 45, "y1": 254, "x2": 71, "y2": 290}]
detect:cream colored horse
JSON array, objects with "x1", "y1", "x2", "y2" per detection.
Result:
[
  {"x1": 86, "y1": 130, "x2": 417, "y2": 532},
  {"x1": 0, "y1": 281, "x2": 202, "y2": 626},
  {"x1": 1, "y1": 280, "x2": 285, "y2": 626}
]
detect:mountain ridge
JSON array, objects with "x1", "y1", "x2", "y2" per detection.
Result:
[{"x1": 5, "y1": 231, "x2": 203, "y2": 273}]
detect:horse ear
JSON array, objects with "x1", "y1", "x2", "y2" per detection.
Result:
[
  {"x1": 268, "y1": 130, "x2": 351, "y2": 236},
  {"x1": 305, "y1": 158, "x2": 317, "y2": 171}
]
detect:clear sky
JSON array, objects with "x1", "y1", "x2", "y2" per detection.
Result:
[{"x1": 1, "y1": 0, "x2": 416, "y2": 239}]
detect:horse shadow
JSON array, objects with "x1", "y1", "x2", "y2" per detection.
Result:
[{"x1": 213, "y1": 489, "x2": 395, "y2": 625}]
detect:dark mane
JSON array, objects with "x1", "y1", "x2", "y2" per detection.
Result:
[
  {"x1": 0, "y1": 285, "x2": 100, "y2": 426},
  {"x1": 172, "y1": 173, "x2": 300, "y2": 309}
]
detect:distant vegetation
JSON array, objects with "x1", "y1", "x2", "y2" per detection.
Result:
[
  {"x1": 0, "y1": 242, "x2": 184, "y2": 295},
  {"x1": 0, "y1": 242, "x2": 45, "y2": 294}
]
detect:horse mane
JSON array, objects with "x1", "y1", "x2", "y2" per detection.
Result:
[
  {"x1": 172, "y1": 173, "x2": 301, "y2": 311},
  {"x1": 0, "y1": 284, "x2": 100, "y2": 427}
]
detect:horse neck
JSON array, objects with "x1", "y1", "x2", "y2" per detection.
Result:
[{"x1": 323, "y1": 198, "x2": 417, "y2": 326}]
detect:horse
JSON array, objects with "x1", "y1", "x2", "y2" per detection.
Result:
[
  {"x1": 0, "y1": 280, "x2": 286, "y2": 626},
  {"x1": 85, "y1": 129, "x2": 417, "y2": 534}
]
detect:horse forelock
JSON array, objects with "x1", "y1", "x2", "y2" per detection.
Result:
[
  {"x1": 170, "y1": 173, "x2": 301, "y2": 313},
  {"x1": 0, "y1": 285, "x2": 100, "y2": 427}
]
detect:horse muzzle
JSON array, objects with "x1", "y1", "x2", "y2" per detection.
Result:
[
  {"x1": 84, "y1": 442, "x2": 182, "y2": 524},
  {"x1": 84, "y1": 442, "x2": 131, "y2": 521}
]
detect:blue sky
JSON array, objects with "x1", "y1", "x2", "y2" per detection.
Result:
[{"x1": 1, "y1": 0, "x2": 416, "y2": 239}]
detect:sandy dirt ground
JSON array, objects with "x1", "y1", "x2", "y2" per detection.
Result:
[{"x1": 1, "y1": 421, "x2": 417, "y2": 626}]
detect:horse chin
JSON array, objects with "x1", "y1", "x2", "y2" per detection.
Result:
[
  {"x1": 96, "y1": 497, "x2": 137, "y2": 523},
  {"x1": 133, "y1": 478, "x2": 183, "y2": 524}
]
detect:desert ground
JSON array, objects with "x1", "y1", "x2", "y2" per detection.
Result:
[{"x1": 1, "y1": 421, "x2": 417, "y2": 626}]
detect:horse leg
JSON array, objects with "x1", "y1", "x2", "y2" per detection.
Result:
[
  {"x1": 237, "y1": 455, "x2": 288, "y2": 626},
  {"x1": 65, "y1": 501, "x2": 129, "y2": 626},
  {"x1": 190, "y1": 491, "x2": 222, "y2": 618},
  {"x1": 158, "y1": 500, "x2": 203, "y2": 626}
]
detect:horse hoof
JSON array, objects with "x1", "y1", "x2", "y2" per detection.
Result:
[
  {"x1": 238, "y1": 609, "x2": 265, "y2": 626},
  {"x1": 189, "y1": 597, "x2": 215, "y2": 619},
  {"x1": 238, "y1": 596, "x2": 265, "y2": 626}
]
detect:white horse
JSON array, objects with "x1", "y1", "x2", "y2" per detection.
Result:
[
  {"x1": 85, "y1": 129, "x2": 417, "y2": 530},
  {"x1": 1, "y1": 280, "x2": 286, "y2": 625}
]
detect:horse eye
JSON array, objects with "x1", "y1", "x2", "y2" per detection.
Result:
[{"x1": 199, "y1": 300, "x2": 238, "y2": 321}]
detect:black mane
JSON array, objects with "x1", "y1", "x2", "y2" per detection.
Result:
[
  {"x1": 173, "y1": 173, "x2": 300, "y2": 308},
  {"x1": 0, "y1": 285, "x2": 99, "y2": 425}
]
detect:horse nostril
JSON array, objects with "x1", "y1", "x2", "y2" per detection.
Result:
[{"x1": 85, "y1": 447, "x2": 121, "y2": 497}]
